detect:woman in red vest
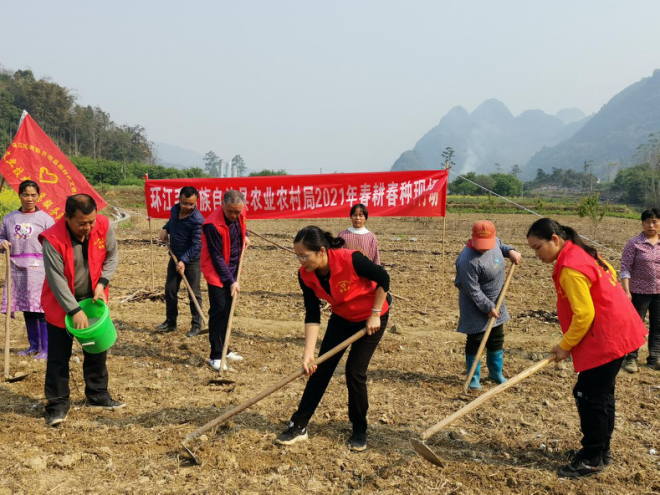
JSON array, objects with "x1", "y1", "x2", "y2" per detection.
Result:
[
  {"x1": 526, "y1": 218, "x2": 647, "y2": 478},
  {"x1": 274, "y1": 226, "x2": 391, "y2": 452}
]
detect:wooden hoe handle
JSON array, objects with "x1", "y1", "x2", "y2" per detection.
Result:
[
  {"x1": 167, "y1": 242, "x2": 208, "y2": 327},
  {"x1": 4, "y1": 250, "x2": 11, "y2": 379},
  {"x1": 424, "y1": 354, "x2": 556, "y2": 441},
  {"x1": 219, "y1": 249, "x2": 246, "y2": 372},
  {"x1": 183, "y1": 327, "x2": 368, "y2": 444},
  {"x1": 464, "y1": 263, "x2": 517, "y2": 391}
]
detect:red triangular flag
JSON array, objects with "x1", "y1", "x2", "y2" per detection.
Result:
[{"x1": 0, "y1": 112, "x2": 107, "y2": 219}]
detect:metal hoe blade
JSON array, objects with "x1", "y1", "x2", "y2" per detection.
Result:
[
  {"x1": 410, "y1": 439, "x2": 445, "y2": 467},
  {"x1": 181, "y1": 442, "x2": 201, "y2": 465},
  {"x1": 6, "y1": 372, "x2": 30, "y2": 383}
]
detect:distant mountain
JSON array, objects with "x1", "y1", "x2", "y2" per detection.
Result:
[
  {"x1": 392, "y1": 100, "x2": 590, "y2": 175},
  {"x1": 155, "y1": 142, "x2": 205, "y2": 169},
  {"x1": 526, "y1": 69, "x2": 660, "y2": 178},
  {"x1": 556, "y1": 108, "x2": 586, "y2": 125}
]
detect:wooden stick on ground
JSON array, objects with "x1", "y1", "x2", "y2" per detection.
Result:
[
  {"x1": 182, "y1": 327, "x2": 368, "y2": 464},
  {"x1": 464, "y1": 263, "x2": 517, "y2": 391},
  {"x1": 247, "y1": 229, "x2": 295, "y2": 254},
  {"x1": 167, "y1": 242, "x2": 208, "y2": 328}
]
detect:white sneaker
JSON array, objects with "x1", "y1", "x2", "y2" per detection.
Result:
[
  {"x1": 226, "y1": 352, "x2": 244, "y2": 362},
  {"x1": 207, "y1": 358, "x2": 227, "y2": 371}
]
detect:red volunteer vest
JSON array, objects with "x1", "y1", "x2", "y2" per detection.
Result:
[
  {"x1": 39, "y1": 215, "x2": 111, "y2": 327},
  {"x1": 200, "y1": 208, "x2": 247, "y2": 288},
  {"x1": 299, "y1": 248, "x2": 389, "y2": 322},
  {"x1": 552, "y1": 241, "x2": 647, "y2": 372}
]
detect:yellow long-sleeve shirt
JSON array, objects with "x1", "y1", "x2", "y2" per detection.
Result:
[{"x1": 558, "y1": 261, "x2": 616, "y2": 352}]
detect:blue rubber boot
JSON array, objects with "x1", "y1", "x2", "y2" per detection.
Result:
[
  {"x1": 487, "y1": 349, "x2": 507, "y2": 384},
  {"x1": 465, "y1": 354, "x2": 482, "y2": 390}
]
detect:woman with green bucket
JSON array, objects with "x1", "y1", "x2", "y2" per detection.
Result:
[{"x1": 40, "y1": 194, "x2": 123, "y2": 427}]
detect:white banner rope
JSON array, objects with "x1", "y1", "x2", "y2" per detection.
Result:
[{"x1": 448, "y1": 169, "x2": 621, "y2": 259}]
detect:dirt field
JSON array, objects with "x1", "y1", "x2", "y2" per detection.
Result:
[{"x1": 1, "y1": 207, "x2": 658, "y2": 494}]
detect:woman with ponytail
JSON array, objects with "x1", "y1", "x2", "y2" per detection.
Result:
[
  {"x1": 527, "y1": 218, "x2": 647, "y2": 478},
  {"x1": 274, "y1": 226, "x2": 391, "y2": 452}
]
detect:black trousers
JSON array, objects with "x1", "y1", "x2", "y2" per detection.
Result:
[
  {"x1": 465, "y1": 324, "x2": 504, "y2": 355},
  {"x1": 207, "y1": 283, "x2": 235, "y2": 360},
  {"x1": 627, "y1": 293, "x2": 660, "y2": 364},
  {"x1": 290, "y1": 312, "x2": 388, "y2": 434},
  {"x1": 44, "y1": 323, "x2": 110, "y2": 414},
  {"x1": 24, "y1": 311, "x2": 46, "y2": 323},
  {"x1": 165, "y1": 258, "x2": 203, "y2": 329},
  {"x1": 573, "y1": 356, "x2": 624, "y2": 461}
]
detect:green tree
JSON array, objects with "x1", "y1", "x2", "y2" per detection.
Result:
[
  {"x1": 634, "y1": 133, "x2": 660, "y2": 207},
  {"x1": 203, "y1": 151, "x2": 220, "y2": 177},
  {"x1": 577, "y1": 193, "x2": 609, "y2": 239},
  {"x1": 491, "y1": 173, "x2": 523, "y2": 196},
  {"x1": 473, "y1": 174, "x2": 495, "y2": 193},
  {"x1": 249, "y1": 169, "x2": 288, "y2": 176},
  {"x1": 510, "y1": 164, "x2": 521, "y2": 177},
  {"x1": 231, "y1": 155, "x2": 246, "y2": 176},
  {"x1": 448, "y1": 172, "x2": 479, "y2": 195},
  {"x1": 583, "y1": 160, "x2": 595, "y2": 192},
  {"x1": 440, "y1": 147, "x2": 455, "y2": 169}
]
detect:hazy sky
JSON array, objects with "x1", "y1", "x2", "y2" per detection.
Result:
[{"x1": 2, "y1": 1, "x2": 659, "y2": 173}]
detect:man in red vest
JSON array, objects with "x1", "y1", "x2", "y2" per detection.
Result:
[
  {"x1": 200, "y1": 190, "x2": 248, "y2": 370},
  {"x1": 40, "y1": 194, "x2": 122, "y2": 427}
]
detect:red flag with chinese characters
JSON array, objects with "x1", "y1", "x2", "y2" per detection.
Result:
[{"x1": 0, "y1": 113, "x2": 107, "y2": 219}]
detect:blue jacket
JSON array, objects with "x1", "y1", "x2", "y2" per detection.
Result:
[
  {"x1": 454, "y1": 237, "x2": 515, "y2": 335},
  {"x1": 163, "y1": 204, "x2": 204, "y2": 264}
]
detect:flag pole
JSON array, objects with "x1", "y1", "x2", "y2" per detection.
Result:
[
  {"x1": 17, "y1": 110, "x2": 28, "y2": 131},
  {"x1": 442, "y1": 159, "x2": 449, "y2": 292},
  {"x1": 148, "y1": 218, "x2": 155, "y2": 291}
]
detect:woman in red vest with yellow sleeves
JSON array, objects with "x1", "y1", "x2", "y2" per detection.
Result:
[
  {"x1": 274, "y1": 226, "x2": 391, "y2": 452},
  {"x1": 526, "y1": 218, "x2": 647, "y2": 478}
]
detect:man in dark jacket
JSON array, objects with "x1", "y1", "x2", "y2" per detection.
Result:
[{"x1": 157, "y1": 186, "x2": 204, "y2": 337}]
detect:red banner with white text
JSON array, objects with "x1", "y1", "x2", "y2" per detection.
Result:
[
  {"x1": 145, "y1": 170, "x2": 447, "y2": 219},
  {"x1": 0, "y1": 113, "x2": 107, "y2": 218}
]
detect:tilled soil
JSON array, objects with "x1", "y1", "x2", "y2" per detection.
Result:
[{"x1": 0, "y1": 211, "x2": 658, "y2": 494}]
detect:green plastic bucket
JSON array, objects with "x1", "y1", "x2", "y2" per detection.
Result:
[{"x1": 65, "y1": 299, "x2": 117, "y2": 354}]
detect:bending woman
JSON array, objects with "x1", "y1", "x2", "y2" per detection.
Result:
[
  {"x1": 527, "y1": 218, "x2": 647, "y2": 478},
  {"x1": 275, "y1": 226, "x2": 391, "y2": 452},
  {"x1": 0, "y1": 180, "x2": 54, "y2": 359}
]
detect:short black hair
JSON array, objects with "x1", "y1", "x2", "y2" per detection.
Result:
[
  {"x1": 350, "y1": 203, "x2": 368, "y2": 220},
  {"x1": 180, "y1": 186, "x2": 198, "y2": 199},
  {"x1": 641, "y1": 208, "x2": 660, "y2": 221},
  {"x1": 65, "y1": 194, "x2": 97, "y2": 217},
  {"x1": 19, "y1": 180, "x2": 40, "y2": 195}
]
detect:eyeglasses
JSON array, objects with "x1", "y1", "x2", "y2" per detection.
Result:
[{"x1": 294, "y1": 252, "x2": 316, "y2": 263}]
